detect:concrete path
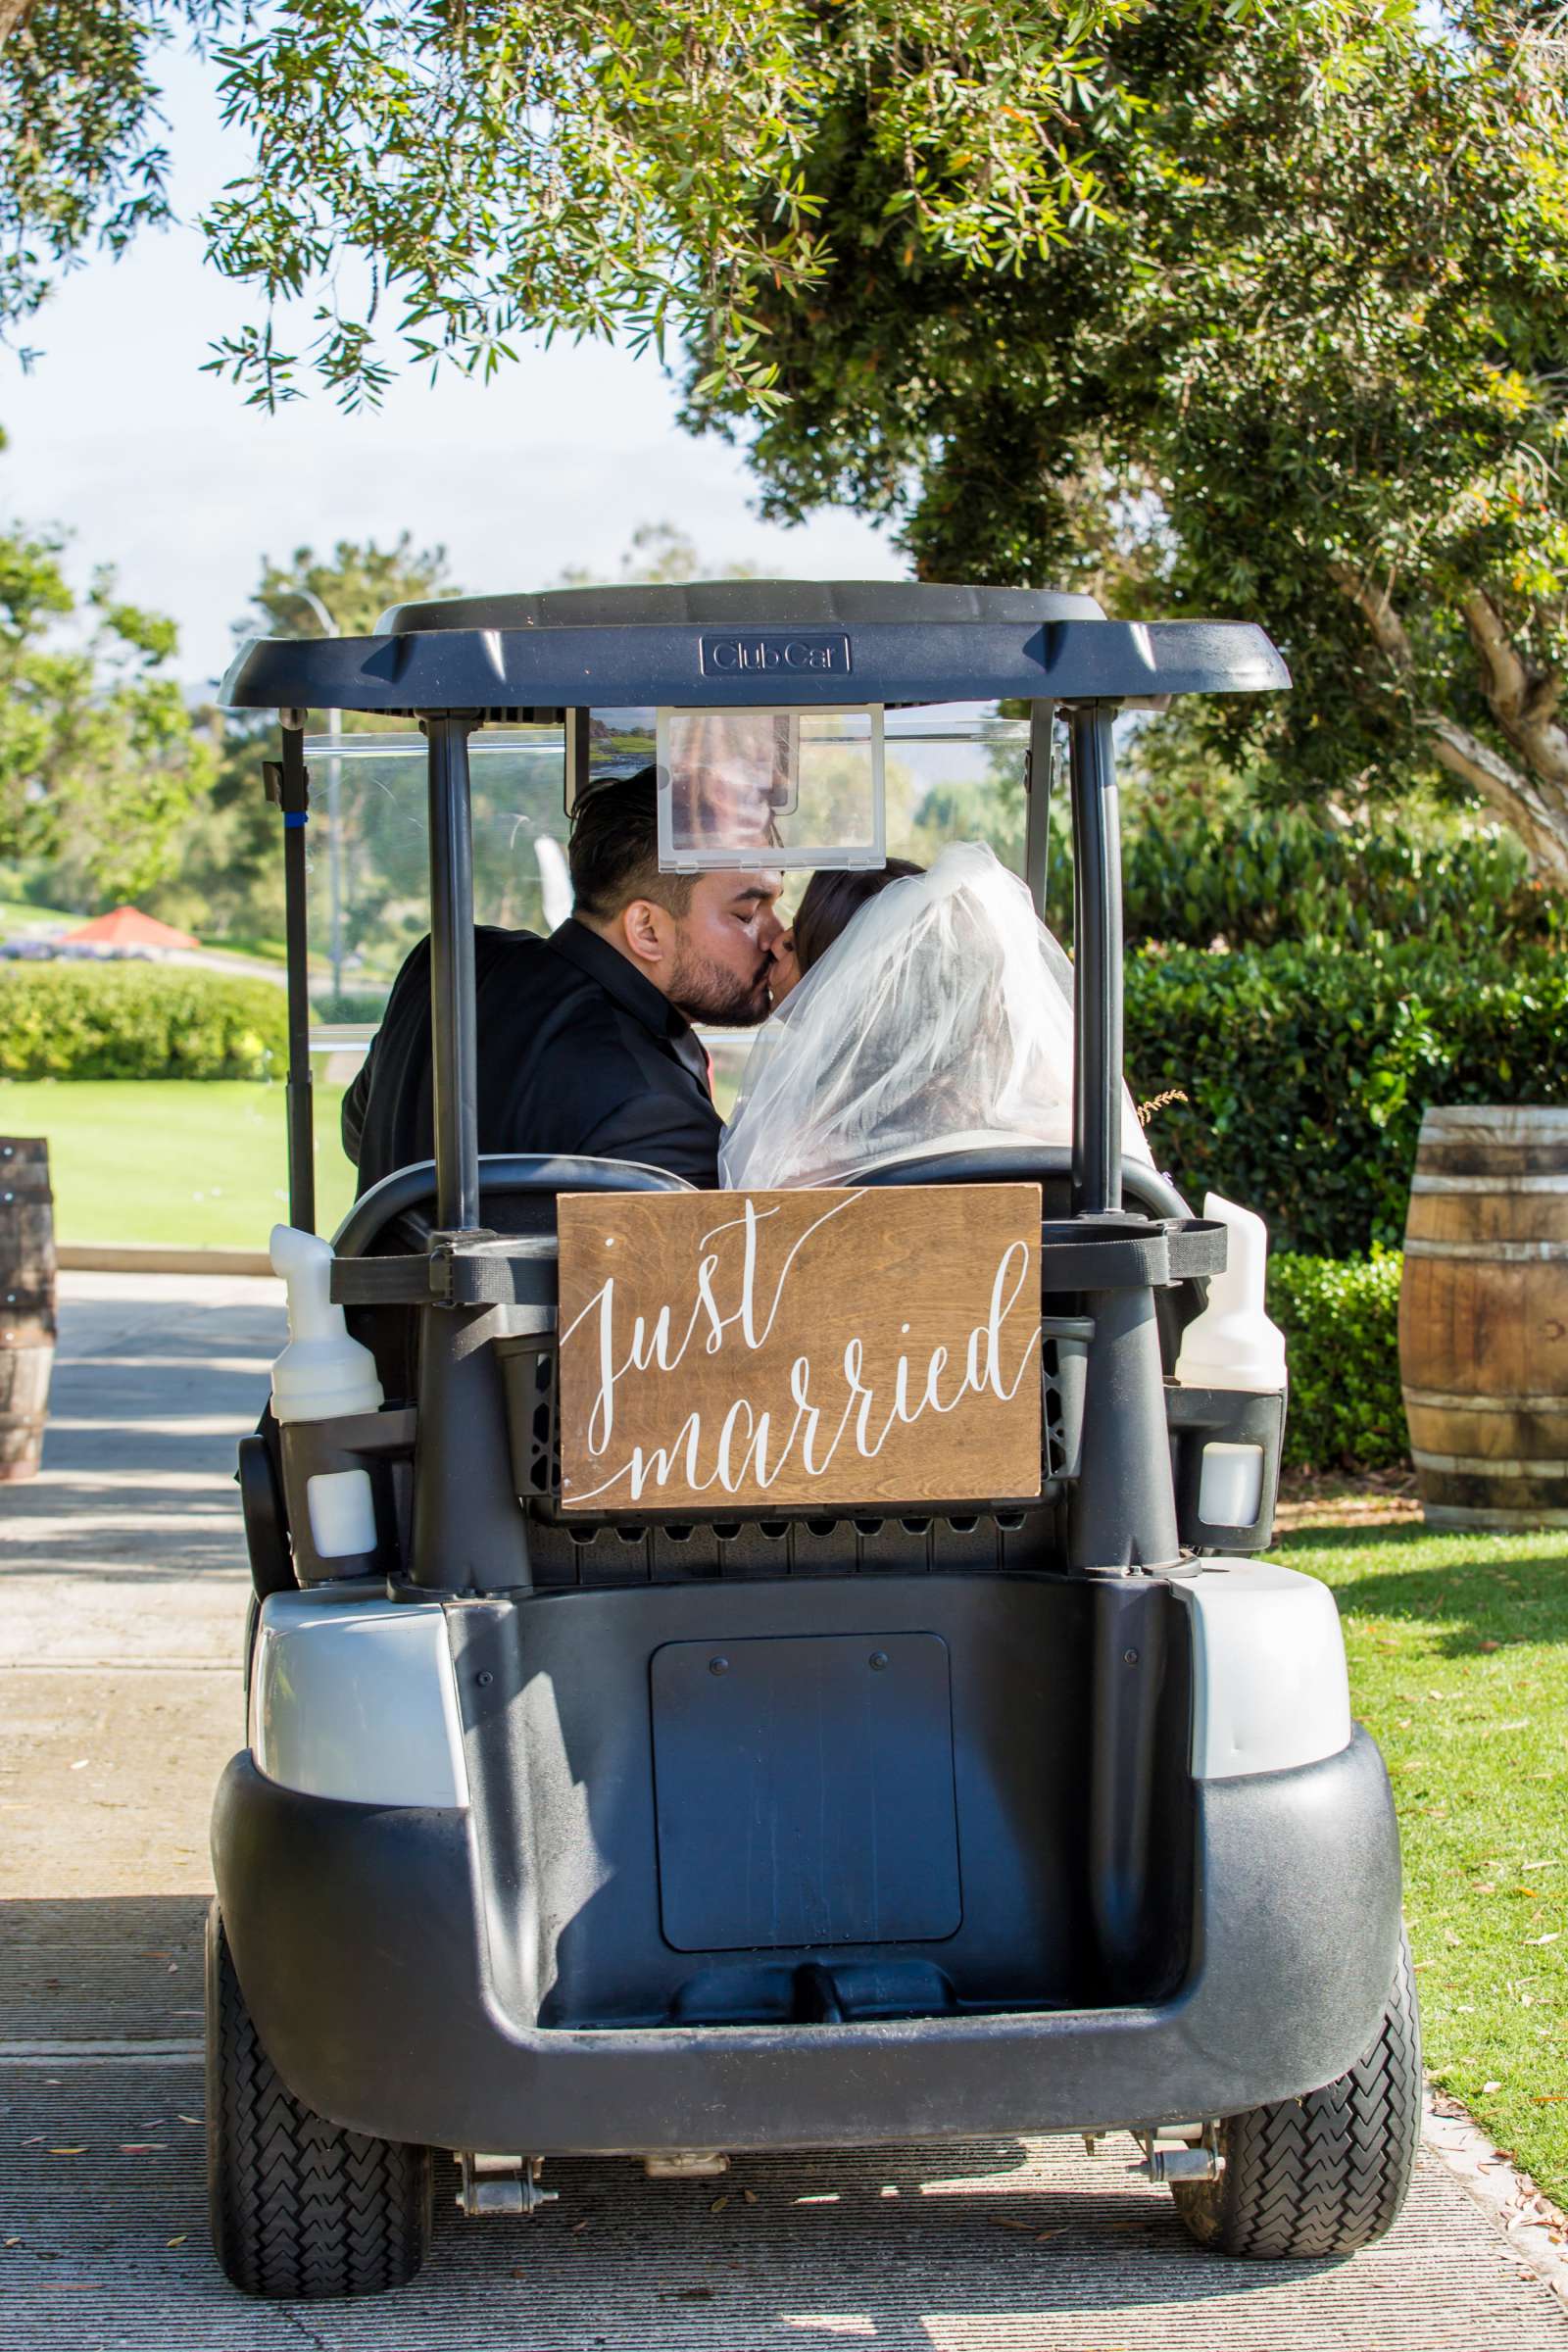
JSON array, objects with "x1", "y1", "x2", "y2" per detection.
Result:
[{"x1": 1, "y1": 1274, "x2": 1563, "y2": 2347}]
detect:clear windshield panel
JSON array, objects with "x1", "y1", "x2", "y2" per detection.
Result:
[
  {"x1": 883, "y1": 708, "x2": 1030, "y2": 871},
  {"x1": 656, "y1": 706, "x2": 885, "y2": 871},
  {"x1": 302, "y1": 727, "x2": 570, "y2": 1025},
  {"x1": 301, "y1": 707, "x2": 1032, "y2": 1032}
]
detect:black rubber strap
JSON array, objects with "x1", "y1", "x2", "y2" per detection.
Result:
[
  {"x1": 330, "y1": 1257, "x2": 433, "y2": 1305},
  {"x1": 330, "y1": 1243, "x2": 559, "y2": 1308},
  {"x1": 1039, "y1": 1234, "x2": 1170, "y2": 1291},
  {"x1": 1166, "y1": 1219, "x2": 1229, "y2": 1278},
  {"x1": 443, "y1": 1257, "x2": 558, "y2": 1309},
  {"x1": 1038, "y1": 1216, "x2": 1227, "y2": 1293}
]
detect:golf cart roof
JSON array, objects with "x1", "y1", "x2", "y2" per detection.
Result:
[{"x1": 219, "y1": 579, "x2": 1289, "y2": 716}]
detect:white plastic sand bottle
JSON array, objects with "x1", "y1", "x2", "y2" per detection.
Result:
[
  {"x1": 270, "y1": 1223, "x2": 384, "y2": 1559},
  {"x1": 1173, "y1": 1193, "x2": 1288, "y2": 1528}
]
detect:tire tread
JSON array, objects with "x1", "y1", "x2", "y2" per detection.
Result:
[
  {"x1": 205, "y1": 1901, "x2": 432, "y2": 2298},
  {"x1": 1174, "y1": 1930, "x2": 1421, "y2": 2260}
]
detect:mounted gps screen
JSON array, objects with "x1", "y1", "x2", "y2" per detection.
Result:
[{"x1": 655, "y1": 705, "x2": 886, "y2": 871}]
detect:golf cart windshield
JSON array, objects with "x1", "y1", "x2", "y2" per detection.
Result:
[{"x1": 297, "y1": 706, "x2": 1027, "y2": 1023}]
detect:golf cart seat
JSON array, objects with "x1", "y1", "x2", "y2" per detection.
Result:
[{"x1": 339, "y1": 1144, "x2": 1185, "y2": 1252}]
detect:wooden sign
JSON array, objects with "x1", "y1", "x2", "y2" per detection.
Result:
[{"x1": 557, "y1": 1184, "x2": 1042, "y2": 1513}]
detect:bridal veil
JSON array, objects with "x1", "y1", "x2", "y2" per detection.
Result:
[{"x1": 718, "y1": 840, "x2": 1152, "y2": 1190}]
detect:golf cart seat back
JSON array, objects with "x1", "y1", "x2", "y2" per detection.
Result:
[
  {"x1": 335, "y1": 1143, "x2": 1186, "y2": 1252},
  {"x1": 331, "y1": 1150, "x2": 690, "y2": 1415},
  {"x1": 338, "y1": 1150, "x2": 692, "y2": 1257},
  {"x1": 852, "y1": 1142, "x2": 1188, "y2": 1216}
]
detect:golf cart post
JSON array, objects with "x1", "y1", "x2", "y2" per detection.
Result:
[{"x1": 211, "y1": 584, "x2": 1418, "y2": 2299}]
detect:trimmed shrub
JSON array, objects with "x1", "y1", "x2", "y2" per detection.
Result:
[
  {"x1": 1267, "y1": 1249, "x2": 1407, "y2": 1473},
  {"x1": 0, "y1": 964, "x2": 287, "y2": 1079},
  {"x1": 1026, "y1": 807, "x2": 1560, "y2": 955},
  {"x1": 1120, "y1": 807, "x2": 1557, "y2": 954},
  {"x1": 1128, "y1": 938, "x2": 1568, "y2": 1256}
]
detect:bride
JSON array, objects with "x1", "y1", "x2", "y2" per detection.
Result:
[{"x1": 717, "y1": 839, "x2": 1152, "y2": 1190}]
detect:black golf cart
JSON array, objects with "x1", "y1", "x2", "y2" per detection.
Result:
[{"x1": 211, "y1": 582, "x2": 1419, "y2": 2299}]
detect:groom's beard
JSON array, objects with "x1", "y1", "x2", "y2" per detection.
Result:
[{"x1": 669, "y1": 942, "x2": 773, "y2": 1027}]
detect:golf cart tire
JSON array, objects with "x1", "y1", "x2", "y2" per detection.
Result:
[
  {"x1": 205, "y1": 1901, "x2": 433, "y2": 2299},
  {"x1": 1173, "y1": 1928, "x2": 1421, "y2": 2259}
]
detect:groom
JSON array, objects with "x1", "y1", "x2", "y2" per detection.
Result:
[{"x1": 342, "y1": 771, "x2": 785, "y2": 1194}]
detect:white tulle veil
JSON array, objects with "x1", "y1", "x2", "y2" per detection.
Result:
[{"x1": 718, "y1": 840, "x2": 1152, "y2": 1190}]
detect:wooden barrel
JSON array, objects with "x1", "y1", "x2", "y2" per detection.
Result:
[
  {"x1": 0, "y1": 1137, "x2": 57, "y2": 1482},
  {"x1": 1399, "y1": 1105, "x2": 1568, "y2": 1528}
]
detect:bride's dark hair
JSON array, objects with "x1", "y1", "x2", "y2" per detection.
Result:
[{"x1": 792, "y1": 858, "x2": 925, "y2": 976}]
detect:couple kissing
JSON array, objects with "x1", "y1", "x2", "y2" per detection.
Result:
[{"x1": 343, "y1": 768, "x2": 1150, "y2": 1198}]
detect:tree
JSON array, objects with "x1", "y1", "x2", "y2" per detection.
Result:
[
  {"x1": 4, "y1": 3, "x2": 1266, "y2": 409},
  {"x1": 552, "y1": 519, "x2": 759, "y2": 590},
  {"x1": 145, "y1": 535, "x2": 456, "y2": 945},
  {"x1": 0, "y1": 452, "x2": 215, "y2": 900},
  {"x1": 0, "y1": 0, "x2": 201, "y2": 364},
  {"x1": 685, "y1": 7, "x2": 1568, "y2": 881},
  {"x1": 15, "y1": 11, "x2": 1565, "y2": 880}
]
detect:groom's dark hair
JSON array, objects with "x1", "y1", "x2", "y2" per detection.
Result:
[
  {"x1": 793, "y1": 858, "x2": 925, "y2": 975},
  {"x1": 568, "y1": 769, "x2": 695, "y2": 921}
]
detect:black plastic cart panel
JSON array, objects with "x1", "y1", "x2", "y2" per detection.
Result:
[{"x1": 650, "y1": 1631, "x2": 961, "y2": 1952}]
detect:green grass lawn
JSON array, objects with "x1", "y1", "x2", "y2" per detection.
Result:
[
  {"x1": 200, "y1": 932, "x2": 287, "y2": 964},
  {"x1": 0, "y1": 1079, "x2": 357, "y2": 1247},
  {"x1": 1272, "y1": 1520, "x2": 1568, "y2": 2204},
  {"x1": 0, "y1": 893, "x2": 77, "y2": 934}
]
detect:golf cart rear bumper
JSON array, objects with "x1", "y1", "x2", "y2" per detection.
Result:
[{"x1": 212, "y1": 1728, "x2": 1400, "y2": 2155}]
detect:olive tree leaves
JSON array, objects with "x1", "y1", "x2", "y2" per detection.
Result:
[{"x1": 0, "y1": 3, "x2": 1148, "y2": 408}]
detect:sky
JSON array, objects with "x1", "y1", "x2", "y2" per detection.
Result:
[{"x1": 0, "y1": 43, "x2": 901, "y2": 694}]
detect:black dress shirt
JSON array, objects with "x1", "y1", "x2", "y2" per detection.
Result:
[{"x1": 342, "y1": 921, "x2": 723, "y2": 1194}]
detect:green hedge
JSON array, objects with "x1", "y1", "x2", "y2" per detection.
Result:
[
  {"x1": 1026, "y1": 807, "x2": 1560, "y2": 955},
  {"x1": 0, "y1": 965, "x2": 287, "y2": 1080},
  {"x1": 1127, "y1": 938, "x2": 1568, "y2": 1256},
  {"x1": 1268, "y1": 1249, "x2": 1407, "y2": 1473},
  {"x1": 1120, "y1": 808, "x2": 1556, "y2": 954}
]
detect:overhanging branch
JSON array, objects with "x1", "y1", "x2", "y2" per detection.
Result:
[
  {"x1": 1459, "y1": 587, "x2": 1568, "y2": 789},
  {"x1": 1330, "y1": 563, "x2": 1414, "y2": 673},
  {"x1": 1332, "y1": 561, "x2": 1568, "y2": 885},
  {"x1": 1423, "y1": 714, "x2": 1568, "y2": 885}
]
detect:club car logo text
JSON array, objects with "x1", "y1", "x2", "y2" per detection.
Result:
[{"x1": 699, "y1": 631, "x2": 852, "y2": 677}]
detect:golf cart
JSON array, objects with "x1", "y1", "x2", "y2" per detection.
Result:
[{"x1": 210, "y1": 582, "x2": 1419, "y2": 2300}]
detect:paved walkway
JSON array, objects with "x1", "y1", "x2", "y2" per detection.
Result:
[{"x1": 1, "y1": 1274, "x2": 1563, "y2": 2348}]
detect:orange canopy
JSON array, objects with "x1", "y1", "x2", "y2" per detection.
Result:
[{"x1": 62, "y1": 905, "x2": 201, "y2": 952}]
